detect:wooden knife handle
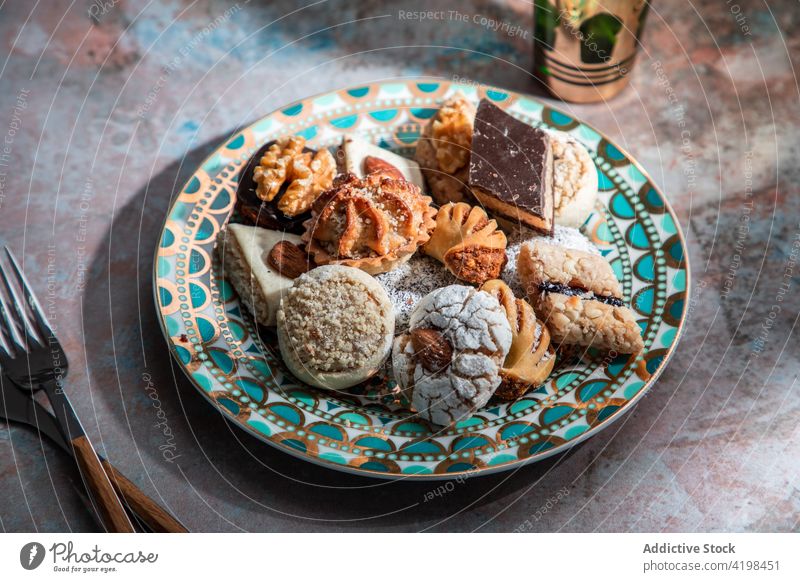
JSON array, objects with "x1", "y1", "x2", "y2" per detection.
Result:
[
  {"x1": 101, "y1": 460, "x2": 188, "y2": 533},
  {"x1": 71, "y1": 435, "x2": 135, "y2": 533}
]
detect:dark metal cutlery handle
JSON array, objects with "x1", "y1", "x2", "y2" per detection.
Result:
[{"x1": 102, "y1": 461, "x2": 187, "y2": 533}]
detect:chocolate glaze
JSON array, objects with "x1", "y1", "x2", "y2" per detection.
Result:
[
  {"x1": 468, "y1": 100, "x2": 552, "y2": 217},
  {"x1": 538, "y1": 281, "x2": 624, "y2": 307},
  {"x1": 234, "y1": 139, "x2": 313, "y2": 234}
]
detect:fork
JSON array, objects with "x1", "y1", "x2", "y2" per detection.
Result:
[
  {"x1": 0, "y1": 248, "x2": 135, "y2": 532},
  {"x1": 1, "y1": 366, "x2": 188, "y2": 532}
]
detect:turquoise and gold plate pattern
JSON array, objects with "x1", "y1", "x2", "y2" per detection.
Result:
[{"x1": 153, "y1": 79, "x2": 689, "y2": 479}]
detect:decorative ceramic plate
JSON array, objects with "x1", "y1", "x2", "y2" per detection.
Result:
[{"x1": 153, "y1": 79, "x2": 689, "y2": 480}]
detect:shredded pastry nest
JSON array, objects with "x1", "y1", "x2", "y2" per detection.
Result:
[{"x1": 431, "y1": 96, "x2": 475, "y2": 174}]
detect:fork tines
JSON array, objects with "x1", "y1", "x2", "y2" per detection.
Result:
[{"x1": 0, "y1": 248, "x2": 53, "y2": 358}]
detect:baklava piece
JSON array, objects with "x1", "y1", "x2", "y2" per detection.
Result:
[{"x1": 216, "y1": 224, "x2": 307, "y2": 326}]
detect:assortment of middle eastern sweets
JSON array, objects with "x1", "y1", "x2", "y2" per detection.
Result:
[{"x1": 216, "y1": 95, "x2": 644, "y2": 427}]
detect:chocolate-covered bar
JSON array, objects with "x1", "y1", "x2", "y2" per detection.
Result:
[{"x1": 468, "y1": 100, "x2": 554, "y2": 234}]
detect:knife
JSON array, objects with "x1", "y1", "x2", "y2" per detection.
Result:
[{"x1": 0, "y1": 377, "x2": 188, "y2": 532}]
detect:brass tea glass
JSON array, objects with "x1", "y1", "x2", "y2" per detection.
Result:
[{"x1": 534, "y1": 0, "x2": 651, "y2": 103}]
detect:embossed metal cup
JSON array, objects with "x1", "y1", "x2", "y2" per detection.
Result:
[{"x1": 534, "y1": 0, "x2": 651, "y2": 103}]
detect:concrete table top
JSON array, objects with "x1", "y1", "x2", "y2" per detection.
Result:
[{"x1": 1, "y1": 0, "x2": 798, "y2": 532}]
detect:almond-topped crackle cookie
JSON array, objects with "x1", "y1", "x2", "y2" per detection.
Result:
[
  {"x1": 392, "y1": 285, "x2": 512, "y2": 426},
  {"x1": 518, "y1": 241, "x2": 644, "y2": 354},
  {"x1": 422, "y1": 202, "x2": 507, "y2": 285}
]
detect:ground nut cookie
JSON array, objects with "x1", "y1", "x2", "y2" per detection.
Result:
[
  {"x1": 277, "y1": 266, "x2": 395, "y2": 390},
  {"x1": 537, "y1": 294, "x2": 643, "y2": 354},
  {"x1": 392, "y1": 285, "x2": 512, "y2": 426},
  {"x1": 549, "y1": 131, "x2": 598, "y2": 227},
  {"x1": 518, "y1": 241, "x2": 644, "y2": 353}
]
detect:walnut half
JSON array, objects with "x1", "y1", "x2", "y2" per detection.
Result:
[{"x1": 253, "y1": 136, "x2": 336, "y2": 217}]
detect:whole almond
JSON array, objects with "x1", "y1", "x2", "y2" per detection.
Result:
[
  {"x1": 363, "y1": 156, "x2": 404, "y2": 180},
  {"x1": 267, "y1": 241, "x2": 314, "y2": 279},
  {"x1": 410, "y1": 327, "x2": 453, "y2": 372}
]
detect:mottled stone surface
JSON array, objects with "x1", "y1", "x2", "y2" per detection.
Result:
[{"x1": 0, "y1": 0, "x2": 798, "y2": 532}]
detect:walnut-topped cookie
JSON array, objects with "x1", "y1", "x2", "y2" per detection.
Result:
[
  {"x1": 302, "y1": 172, "x2": 437, "y2": 275},
  {"x1": 254, "y1": 136, "x2": 336, "y2": 215},
  {"x1": 237, "y1": 136, "x2": 336, "y2": 233},
  {"x1": 422, "y1": 202, "x2": 507, "y2": 285},
  {"x1": 392, "y1": 285, "x2": 512, "y2": 426}
]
